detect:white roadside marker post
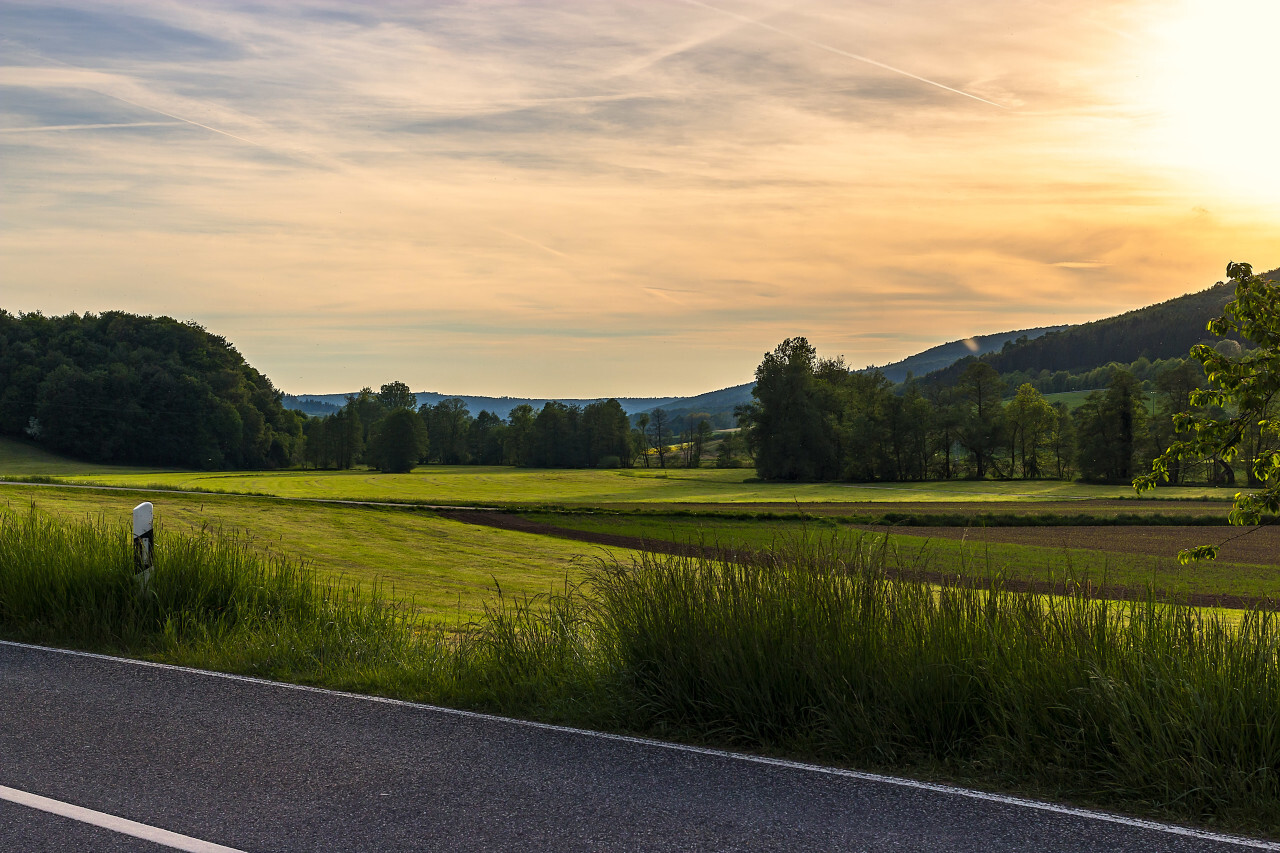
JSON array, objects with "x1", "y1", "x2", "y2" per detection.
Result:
[{"x1": 133, "y1": 502, "x2": 154, "y2": 589}]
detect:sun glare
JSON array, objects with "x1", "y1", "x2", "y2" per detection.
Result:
[{"x1": 1135, "y1": 0, "x2": 1280, "y2": 206}]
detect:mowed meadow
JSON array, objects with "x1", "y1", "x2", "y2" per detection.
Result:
[
  {"x1": 3, "y1": 431, "x2": 1276, "y2": 615},
  {"x1": 46, "y1": 464, "x2": 1229, "y2": 505},
  {"x1": 4, "y1": 437, "x2": 1280, "y2": 835}
]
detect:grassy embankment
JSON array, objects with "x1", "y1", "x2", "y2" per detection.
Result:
[{"x1": 1, "y1": 508, "x2": 1278, "y2": 837}]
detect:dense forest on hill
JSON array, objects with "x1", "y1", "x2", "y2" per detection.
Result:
[
  {"x1": 0, "y1": 311, "x2": 303, "y2": 468},
  {"x1": 923, "y1": 270, "x2": 1280, "y2": 385}
]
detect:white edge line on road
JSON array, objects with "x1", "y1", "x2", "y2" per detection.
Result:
[
  {"x1": 4, "y1": 639, "x2": 1277, "y2": 851},
  {"x1": 0, "y1": 783, "x2": 246, "y2": 853}
]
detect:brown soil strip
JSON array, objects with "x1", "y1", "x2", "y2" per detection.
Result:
[{"x1": 438, "y1": 510, "x2": 1280, "y2": 612}]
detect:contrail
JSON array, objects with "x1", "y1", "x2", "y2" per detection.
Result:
[
  {"x1": 677, "y1": 0, "x2": 1008, "y2": 109},
  {"x1": 0, "y1": 121, "x2": 183, "y2": 133},
  {"x1": 94, "y1": 90, "x2": 274, "y2": 150},
  {"x1": 490, "y1": 228, "x2": 570, "y2": 259}
]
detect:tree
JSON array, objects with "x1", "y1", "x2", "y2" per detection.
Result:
[
  {"x1": 747, "y1": 337, "x2": 839, "y2": 481},
  {"x1": 648, "y1": 408, "x2": 670, "y2": 469},
  {"x1": 1137, "y1": 262, "x2": 1280, "y2": 559},
  {"x1": 468, "y1": 410, "x2": 506, "y2": 465},
  {"x1": 348, "y1": 388, "x2": 388, "y2": 454},
  {"x1": 582, "y1": 399, "x2": 631, "y2": 468},
  {"x1": 325, "y1": 406, "x2": 362, "y2": 469},
  {"x1": 1048, "y1": 402, "x2": 1075, "y2": 479},
  {"x1": 422, "y1": 398, "x2": 471, "y2": 464},
  {"x1": 0, "y1": 310, "x2": 302, "y2": 469},
  {"x1": 715, "y1": 430, "x2": 739, "y2": 468},
  {"x1": 1005, "y1": 384, "x2": 1056, "y2": 479},
  {"x1": 503, "y1": 404, "x2": 536, "y2": 465},
  {"x1": 692, "y1": 418, "x2": 713, "y2": 468},
  {"x1": 633, "y1": 412, "x2": 651, "y2": 468},
  {"x1": 529, "y1": 401, "x2": 584, "y2": 467},
  {"x1": 1150, "y1": 359, "x2": 1203, "y2": 486},
  {"x1": 1075, "y1": 370, "x2": 1146, "y2": 482},
  {"x1": 926, "y1": 383, "x2": 963, "y2": 480},
  {"x1": 367, "y1": 407, "x2": 427, "y2": 473},
  {"x1": 955, "y1": 362, "x2": 1004, "y2": 479},
  {"x1": 377, "y1": 380, "x2": 418, "y2": 411}
]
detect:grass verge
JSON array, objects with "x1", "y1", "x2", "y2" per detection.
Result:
[{"x1": 1, "y1": 510, "x2": 1276, "y2": 837}]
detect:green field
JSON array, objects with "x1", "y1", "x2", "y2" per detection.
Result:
[
  {"x1": 0, "y1": 436, "x2": 169, "y2": 477},
  {"x1": 0, "y1": 484, "x2": 634, "y2": 623},
  {"x1": 0, "y1": 436, "x2": 1263, "y2": 608},
  {"x1": 1040, "y1": 389, "x2": 1100, "y2": 410},
  {"x1": 41, "y1": 465, "x2": 1234, "y2": 506}
]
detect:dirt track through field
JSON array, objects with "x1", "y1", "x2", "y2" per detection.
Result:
[{"x1": 438, "y1": 511, "x2": 1280, "y2": 612}]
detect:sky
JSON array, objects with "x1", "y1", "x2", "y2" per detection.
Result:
[{"x1": 1, "y1": 0, "x2": 1277, "y2": 398}]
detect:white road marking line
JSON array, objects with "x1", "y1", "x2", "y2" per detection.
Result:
[
  {"x1": 0, "y1": 784, "x2": 246, "y2": 853},
  {"x1": 4, "y1": 639, "x2": 1278, "y2": 850}
]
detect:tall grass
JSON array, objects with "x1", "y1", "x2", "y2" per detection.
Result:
[
  {"x1": 2, "y1": 508, "x2": 1277, "y2": 831},
  {"x1": 587, "y1": 538, "x2": 1280, "y2": 827},
  {"x1": 0, "y1": 508, "x2": 416, "y2": 678}
]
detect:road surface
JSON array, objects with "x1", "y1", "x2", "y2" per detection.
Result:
[{"x1": 0, "y1": 641, "x2": 1273, "y2": 852}]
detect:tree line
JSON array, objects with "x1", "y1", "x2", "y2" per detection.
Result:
[
  {"x1": 300, "y1": 385, "x2": 718, "y2": 473},
  {"x1": 7, "y1": 312, "x2": 1250, "y2": 483},
  {"x1": 738, "y1": 336, "x2": 1247, "y2": 485},
  {"x1": 0, "y1": 311, "x2": 303, "y2": 469}
]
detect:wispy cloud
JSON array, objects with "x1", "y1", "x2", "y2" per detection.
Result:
[
  {"x1": 0, "y1": 0, "x2": 1276, "y2": 396},
  {"x1": 0, "y1": 121, "x2": 182, "y2": 133},
  {"x1": 676, "y1": 0, "x2": 1009, "y2": 108}
]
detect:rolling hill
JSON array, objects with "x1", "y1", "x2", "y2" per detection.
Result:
[{"x1": 921, "y1": 268, "x2": 1280, "y2": 385}]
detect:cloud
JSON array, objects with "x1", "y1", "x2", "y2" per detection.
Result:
[
  {"x1": 0, "y1": 120, "x2": 183, "y2": 133},
  {"x1": 676, "y1": 0, "x2": 1009, "y2": 108},
  {"x1": 0, "y1": 0, "x2": 1277, "y2": 396},
  {"x1": 0, "y1": 5, "x2": 242, "y2": 62},
  {"x1": 1050, "y1": 261, "x2": 1111, "y2": 270}
]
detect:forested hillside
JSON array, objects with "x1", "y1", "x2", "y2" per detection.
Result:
[
  {"x1": 924, "y1": 270, "x2": 1280, "y2": 384},
  {"x1": 0, "y1": 311, "x2": 303, "y2": 469},
  {"x1": 868, "y1": 325, "x2": 1066, "y2": 382}
]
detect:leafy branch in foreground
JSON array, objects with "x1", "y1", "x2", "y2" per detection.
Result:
[{"x1": 1135, "y1": 261, "x2": 1280, "y2": 561}]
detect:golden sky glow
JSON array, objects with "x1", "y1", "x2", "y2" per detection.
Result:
[{"x1": 1, "y1": 0, "x2": 1276, "y2": 397}]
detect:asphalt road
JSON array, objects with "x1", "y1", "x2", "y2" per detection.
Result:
[{"x1": 0, "y1": 641, "x2": 1274, "y2": 852}]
